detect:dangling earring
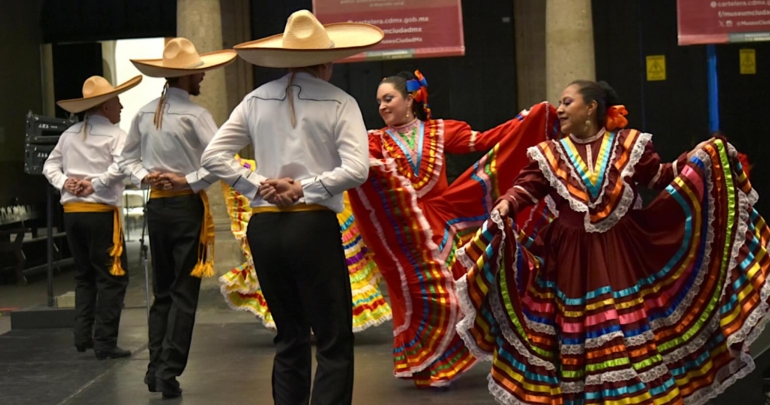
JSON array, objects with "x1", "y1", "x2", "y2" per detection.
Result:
[
  {"x1": 583, "y1": 119, "x2": 591, "y2": 132},
  {"x1": 406, "y1": 112, "x2": 410, "y2": 119}
]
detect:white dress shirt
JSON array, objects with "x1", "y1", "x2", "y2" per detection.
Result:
[
  {"x1": 200, "y1": 72, "x2": 369, "y2": 213},
  {"x1": 42, "y1": 115, "x2": 127, "y2": 207},
  {"x1": 119, "y1": 87, "x2": 218, "y2": 193}
]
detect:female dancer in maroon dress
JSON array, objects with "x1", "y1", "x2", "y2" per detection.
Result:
[{"x1": 456, "y1": 80, "x2": 770, "y2": 404}]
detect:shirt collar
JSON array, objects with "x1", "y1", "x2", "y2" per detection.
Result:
[
  {"x1": 285, "y1": 71, "x2": 321, "y2": 82},
  {"x1": 84, "y1": 114, "x2": 112, "y2": 126},
  {"x1": 166, "y1": 87, "x2": 190, "y2": 98}
]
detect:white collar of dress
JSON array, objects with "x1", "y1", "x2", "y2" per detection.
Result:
[
  {"x1": 389, "y1": 118, "x2": 421, "y2": 133},
  {"x1": 569, "y1": 128, "x2": 606, "y2": 144}
]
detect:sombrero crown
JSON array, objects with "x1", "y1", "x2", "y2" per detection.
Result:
[
  {"x1": 131, "y1": 38, "x2": 237, "y2": 78},
  {"x1": 57, "y1": 75, "x2": 142, "y2": 114},
  {"x1": 235, "y1": 10, "x2": 384, "y2": 68}
]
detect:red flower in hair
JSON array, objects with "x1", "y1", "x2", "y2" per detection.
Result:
[{"x1": 605, "y1": 105, "x2": 629, "y2": 131}]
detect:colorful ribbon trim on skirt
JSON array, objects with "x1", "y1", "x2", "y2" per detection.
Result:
[{"x1": 63, "y1": 201, "x2": 125, "y2": 276}]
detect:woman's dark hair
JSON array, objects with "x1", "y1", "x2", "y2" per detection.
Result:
[
  {"x1": 569, "y1": 80, "x2": 621, "y2": 127},
  {"x1": 381, "y1": 71, "x2": 429, "y2": 121}
]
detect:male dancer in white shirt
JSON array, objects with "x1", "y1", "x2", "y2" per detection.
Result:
[
  {"x1": 119, "y1": 38, "x2": 236, "y2": 398},
  {"x1": 201, "y1": 11, "x2": 382, "y2": 405},
  {"x1": 43, "y1": 75, "x2": 142, "y2": 359}
]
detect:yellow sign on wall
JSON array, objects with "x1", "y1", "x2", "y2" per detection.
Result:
[
  {"x1": 646, "y1": 55, "x2": 666, "y2": 81},
  {"x1": 740, "y1": 49, "x2": 756, "y2": 75}
]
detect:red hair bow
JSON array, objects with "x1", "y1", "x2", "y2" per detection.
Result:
[{"x1": 605, "y1": 105, "x2": 628, "y2": 131}]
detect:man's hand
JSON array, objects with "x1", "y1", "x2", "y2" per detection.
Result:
[
  {"x1": 76, "y1": 179, "x2": 95, "y2": 197},
  {"x1": 259, "y1": 178, "x2": 303, "y2": 207},
  {"x1": 494, "y1": 200, "x2": 511, "y2": 217},
  {"x1": 63, "y1": 178, "x2": 79, "y2": 195},
  {"x1": 142, "y1": 172, "x2": 164, "y2": 188},
  {"x1": 156, "y1": 173, "x2": 190, "y2": 191}
]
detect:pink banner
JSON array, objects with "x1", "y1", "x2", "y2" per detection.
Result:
[
  {"x1": 312, "y1": 0, "x2": 465, "y2": 62},
  {"x1": 678, "y1": 0, "x2": 770, "y2": 45}
]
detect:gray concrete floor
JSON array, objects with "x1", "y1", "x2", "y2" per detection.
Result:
[
  {"x1": 0, "y1": 310, "x2": 496, "y2": 405},
  {"x1": 1, "y1": 241, "x2": 768, "y2": 404}
]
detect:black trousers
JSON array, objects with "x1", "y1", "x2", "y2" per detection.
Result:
[
  {"x1": 64, "y1": 211, "x2": 129, "y2": 351},
  {"x1": 247, "y1": 210, "x2": 355, "y2": 405},
  {"x1": 145, "y1": 195, "x2": 203, "y2": 383}
]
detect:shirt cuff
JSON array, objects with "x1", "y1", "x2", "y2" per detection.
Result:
[
  {"x1": 300, "y1": 177, "x2": 332, "y2": 204},
  {"x1": 131, "y1": 168, "x2": 150, "y2": 188},
  {"x1": 233, "y1": 175, "x2": 261, "y2": 201},
  {"x1": 185, "y1": 172, "x2": 209, "y2": 193},
  {"x1": 91, "y1": 177, "x2": 106, "y2": 194},
  {"x1": 53, "y1": 176, "x2": 67, "y2": 191}
]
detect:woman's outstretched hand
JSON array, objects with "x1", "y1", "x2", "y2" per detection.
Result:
[
  {"x1": 494, "y1": 200, "x2": 512, "y2": 218},
  {"x1": 688, "y1": 137, "x2": 716, "y2": 159}
]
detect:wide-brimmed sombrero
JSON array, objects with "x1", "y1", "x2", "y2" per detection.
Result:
[
  {"x1": 131, "y1": 37, "x2": 237, "y2": 78},
  {"x1": 56, "y1": 75, "x2": 142, "y2": 114},
  {"x1": 235, "y1": 10, "x2": 384, "y2": 68}
]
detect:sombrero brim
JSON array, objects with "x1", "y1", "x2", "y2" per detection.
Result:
[
  {"x1": 130, "y1": 49, "x2": 238, "y2": 78},
  {"x1": 56, "y1": 75, "x2": 143, "y2": 114},
  {"x1": 235, "y1": 23, "x2": 384, "y2": 68}
]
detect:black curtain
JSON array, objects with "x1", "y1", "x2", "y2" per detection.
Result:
[{"x1": 41, "y1": 0, "x2": 176, "y2": 43}]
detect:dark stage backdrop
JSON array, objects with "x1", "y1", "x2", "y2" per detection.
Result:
[{"x1": 593, "y1": 0, "x2": 769, "y2": 213}]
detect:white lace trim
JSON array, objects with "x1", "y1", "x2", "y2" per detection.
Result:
[
  {"x1": 530, "y1": 132, "x2": 651, "y2": 234},
  {"x1": 528, "y1": 146, "x2": 588, "y2": 215},
  {"x1": 569, "y1": 128, "x2": 606, "y2": 144},
  {"x1": 682, "y1": 349, "x2": 756, "y2": 405},
  {"x1": 486, "y1": 373, "x2": 530, "y2": 405},
  {"x1": 560, "y1": 330, "x2": 657, "y2": 356},
  {"x1": 639, "y1": 363, "x2": 671, "y2": 383},
  {"x1": 351, "y1": 312, "x2": 393, "y2": 333},
  {"x1": 456, "y1": 243, "x2": 475, "y2": 272},
  {"x1": 545, "y1": 195, "x2": 559, "y2": 217},
  {"x1": 455, "y1": 274, "x2": 494, "y2": 361},
  {"x1": 218, "y1": 281, "x2": 277, "y2": 330}
]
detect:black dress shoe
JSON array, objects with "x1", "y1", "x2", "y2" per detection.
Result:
[
  {"x1": 144, "y1": 374, "x2": 157, "y2": 392},
  {"x1": 75, "y1": 341, "x2": 94, "y2": 352},
  {"x1": 155, "y1": 378, "x2": 182, "y2": 399},
  {"x1": 94, "y1": 346, "x2": 131, "y2": 360}
]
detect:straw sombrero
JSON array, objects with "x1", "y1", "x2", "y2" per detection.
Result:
[
  {"x1": 235, "y1": 10, "x2": 384, "y2": 68},
  {"x1": 131, "y1": 38, "x2": 237, "y2": 78},
  {"x1": 57, "y1": 75, "x2": 142, "y2": 114}
]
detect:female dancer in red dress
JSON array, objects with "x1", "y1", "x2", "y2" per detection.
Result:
[{"x1": 348, "y1": 71, "x2": 560, "y2": 387}]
